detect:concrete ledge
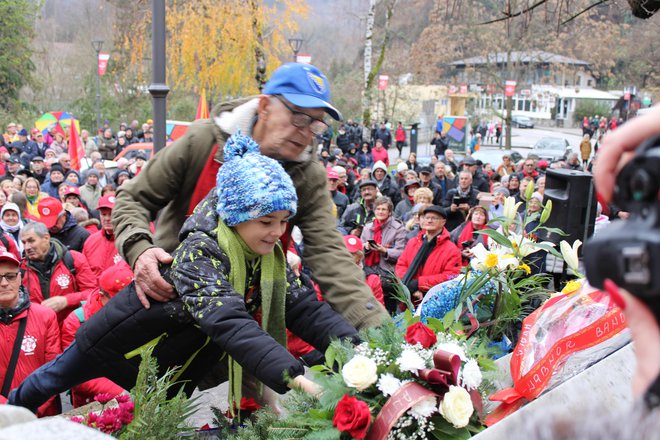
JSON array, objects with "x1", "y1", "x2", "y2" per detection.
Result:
[{"x1": 475, "y1": 342, "x2": 635, "y2": 439}]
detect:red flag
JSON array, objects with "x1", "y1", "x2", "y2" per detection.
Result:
[
  {"x1": 69, "y1": 120, "x2": 84, "y2": 171},
  {"x1": 195, "y1": 89, "x2": 209, "y2": 120}
]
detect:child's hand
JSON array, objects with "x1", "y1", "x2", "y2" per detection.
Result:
[{"x1": 289, "y1": 375, "x2": 322, "y2": 398}]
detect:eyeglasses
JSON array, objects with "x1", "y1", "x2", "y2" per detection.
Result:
[
  {"x1": 422, "y1": 216, "x2": 443, "y2": 222},
  {"x1": 0, "y1": 272, "x2": 19, "y2": 282},
  {"x1": 274, "y1": 95, "x2": 329, "y2": 136}
]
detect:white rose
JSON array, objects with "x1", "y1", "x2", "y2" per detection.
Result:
[
  {"x1": 376, "y1": 373, "x2": 402, "y2": 397},
  {"x1": 396, "y1": 348, "x2": 427, "y2": 373},
  {"x1": 439, "y1": 386, "x2": 474, "y2": 428},
  {"x1": 460, "y1": 359, "x2": 482, "y2": 391},
  {"x1": 410, "y1": 395, "x2": 437, "y2": 420},
  {"x1": 342, "y1": 355, "x2": 378, "y2": 391}
]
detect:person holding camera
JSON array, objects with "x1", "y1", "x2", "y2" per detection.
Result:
[
  {"x1": 591, "y1": 105, "x2": 660, "y2": 404},
  {"x1": 449, "y1": 206, "x2": 491, "y2": 265},
  {"x1": 442, "y1": 171, "x2": 480, "y2": 232},
  {"x1": 360, "y1": 196, "x2": 407, "y2": 314}
]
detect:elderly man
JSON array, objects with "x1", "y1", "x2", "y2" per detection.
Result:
[
  {"x1": 395, "y1": 205, "x2": 461, "y2": 304},
  {"x1": 12, "y1": 129, "x2": 40, "y2": 167},
  {"x1": 463, "y1": 157, "x2": 490, "y2": 192},
  {"x1": 113, "y1": 63, "x2": 388, "y2": 330},
  {"x1": 429, "y1": 163, "x2": 456, "y2": 204},
  {"x1": 35, "y1": 197, "x2": 90, "y2": 252},
  {"x1": 340, "y1": 180, "x2": 378, "y2": 237},
  {"x1": 442, "y1": 171, "x2": 480, "y2": 232},
  {"x1": 20, "y1": 222, "x2": 96, "y2": 323},
  {"x1": 0, "y1": 250, "x2": 61, "y2": 416},
  {"x1": 83, "y1": 195, "x2": 124, "y2": 277}
]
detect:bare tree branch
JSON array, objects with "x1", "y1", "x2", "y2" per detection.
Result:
[
  {"x1": 479, "y1": 0, "x2": 549, "y2": 25},
  {"x1": 561, "y1": 0, "x2": 610, "y2": 25}
]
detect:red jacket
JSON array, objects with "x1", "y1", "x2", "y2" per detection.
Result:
[
  {"x1": 0, "y1": 303, "x2": 61, "y2": 416},
  {"x1": 60, "y1": 290, "x2": 124, "y2": 407},
  {"x1": 395, "y1": 228, "x2": 462, "y2": 292},
  {"x1": 371, "y1": 147, "x2": 390, "y2": 167},
  {"x1": 82, "y1": 230, "x2": 124, "y2": 277},
  {"x1": 22, "y1": 245, "x2": 97, "y2": 323}
]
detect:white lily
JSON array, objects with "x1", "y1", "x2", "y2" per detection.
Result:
[
  {"x1": 470, "y1": 243, "x2": 519, "y2": 272},
  {"x1": 502, "y1": 196, "x2": 522, "y2": 222},
  {"x1": 560, "y1": 240, "x2": 582, "y2": 272},
  {"x1": 508, "y1": 233, "x2": 555, "y2": 258}
]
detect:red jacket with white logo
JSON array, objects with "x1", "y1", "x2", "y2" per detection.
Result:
[
  {"x1": 82, "y1": 230, "x2": 124, "y2": 278},
  {"x1": 0, "y1": 303, "x2": 61, "y2": 416},
  {"x1": 60, "y1": 290, "x2": 124, "y2": 407},
  {"x1": 22, "y1": 243, "x2": 97, "y2": 323}
]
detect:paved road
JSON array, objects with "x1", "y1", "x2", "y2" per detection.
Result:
[{"x1": 388, "y1": 125, "x2": 583, "y2": 165}]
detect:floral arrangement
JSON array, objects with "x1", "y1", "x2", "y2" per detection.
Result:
[
  {"x1": 419, "y1": 183, "x2": 586, "y2": 345},
  {"x1": 69, "y1": 393, "x2": 135, "y2": 436},
  {"x1": 217, "y1": 316, "x2": 496, "y2": 440}
]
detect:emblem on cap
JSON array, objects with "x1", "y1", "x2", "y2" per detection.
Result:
[
  {"x1": 109, "y1": 196, "x2": 116, "y2": 203},
  {"x1": 307, "y1": 72, "x2": 326, "y2": 94},
  {"x1": 42, "y1": 208, "x2": 50, "y2": 215},
  {"x1": 348, "y1": 237, "x2": 357, "y2": 245}
]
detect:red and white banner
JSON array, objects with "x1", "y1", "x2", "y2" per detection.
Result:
[
  {"x1": 505, "y1": 80, "x2": 517, "y2": 97},
  {"x1": 98, "y1": 53, "x2": 110, "y2": 76},
  {"x1": 448, "y1": 85, "x2": 458, "y2": 95},
  {"x1": 296, "y1": 54, "x2": 312, "y2": 64},
  {"x1": 459, "y1": 84, "x2": 468, "y2": 94},
  {"x1": 378, "y1": 75, "x2": 389, "y2": 90}
]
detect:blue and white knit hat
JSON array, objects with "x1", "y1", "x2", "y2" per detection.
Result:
[{"x1": 216, "y1": 132, "x2": 298, "y2": 226}]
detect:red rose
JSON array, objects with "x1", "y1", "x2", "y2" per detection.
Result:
[
  {"x1": 240, "y1": 397, "x2": 262, "y2": 412},
  {"x1": 404, "y1": 322, "x2": 437, "y2": 348},
  {"x1": 332, "y1": 394, "x2": 372, "y2": 439}
]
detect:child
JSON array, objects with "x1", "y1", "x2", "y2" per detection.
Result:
[{"x1": 9, "y1": 133, "x2": 358, "y2": 412}]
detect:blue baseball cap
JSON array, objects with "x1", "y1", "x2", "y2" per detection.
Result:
[{"x1": 263, "y1": 63, "x2": 342, "y2": 121}]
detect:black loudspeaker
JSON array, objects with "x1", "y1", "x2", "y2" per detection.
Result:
[{"x1": 538, "y1": 168, "x2": 597, "y2": 251}]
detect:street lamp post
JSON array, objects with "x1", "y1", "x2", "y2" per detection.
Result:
[
  {"x1": 91, "y1": 39, "x2": 103, "y2": 133},
  {"x1": 150, "y1": 0, "x2": 170, "y2": 154},
  {"x1": 288, "y1": 37, "x2": 303, "y2": 63}
]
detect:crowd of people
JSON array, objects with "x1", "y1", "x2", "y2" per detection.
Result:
[{"x1": 0, "y1": 119, "x2": 154, "y2": 414}]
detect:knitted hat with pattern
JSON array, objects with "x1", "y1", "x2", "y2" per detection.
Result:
[{"x1": 216, "y1": 132, "x2": 298, "y2": 226}]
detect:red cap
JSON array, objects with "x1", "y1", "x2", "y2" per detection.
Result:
[
  {"x1": 31, "y1": 128, "x2": 40, "y2": 134},
  {"x1": 327, "y1": 168, "x2": 339, "y2": 180},
  {"x1": 97, "y1": 195, "x2": 116, "y2": 210},
  {"x1": 99, "y1": 263, "x2": 134, "y2": 297},
  {"x1": 63, "y1": 186, "x2": 81, "y2": 197},
  {"x1": 37, "y1": 197, "x2": 64, "y2": 229},
  {"x1": 0, "y1": 250, "x2": 20, "y2": 266},
  {"x1": 343, "y1": 235, "x2": 363, "y2": 253},
  {"x1": 538, "y1": 159, "x2": 549, "y2": 169}
]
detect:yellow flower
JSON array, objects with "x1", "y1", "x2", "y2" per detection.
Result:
[
  {"x1": 517, "y1": 263, "x2": 531, "y2": 274},
  {"x1": 561, "y1": 279, "x2": 583, "y2": 295},
  {"x1": 485, "y1": 253, "x2": 499, "y2": 268}
]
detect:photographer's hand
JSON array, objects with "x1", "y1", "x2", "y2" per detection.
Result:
[
  {"x1": 595, "y1": 105, "x2": 660, "y2": 202},
  {"x1": 604, "y1": 279, "x2": 660, "y2": 399}
]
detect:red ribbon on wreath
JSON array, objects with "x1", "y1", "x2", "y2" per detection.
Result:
[{"x1": 366, "y1": 350, "x2": 482, "y2": 440}]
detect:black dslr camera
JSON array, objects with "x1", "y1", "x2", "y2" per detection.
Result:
[{"x1": 584, "y1": 134, "x2": 660, "y2": 320}]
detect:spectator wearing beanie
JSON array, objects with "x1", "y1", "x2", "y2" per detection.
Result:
[
  {"x1": 40, "y1": 164, "x2": 66, "y2": 199},
  {"x1": 80, "y1": 169, "x2": 102, "y2": 210}
]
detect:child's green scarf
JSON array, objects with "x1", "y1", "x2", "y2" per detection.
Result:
[{"x1": 215, "y1": 220, "x2": 287, "y2": 415}]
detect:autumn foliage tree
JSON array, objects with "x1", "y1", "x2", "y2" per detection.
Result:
[{"x1": 114, "y1": 0, "x2": 307, "y2": 102}]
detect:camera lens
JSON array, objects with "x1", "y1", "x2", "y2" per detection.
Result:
[{"x1": 630, "y1": 169, "x2": 656, "y2": 202}]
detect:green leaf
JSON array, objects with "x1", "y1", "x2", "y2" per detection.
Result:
[
  {"x1": 430, "y1": 416, "x2": 473, "y2": 440},
  {"x1": 537, "y1": 226, "x2": 568, "y2": 236},
  {"x1": 426, "y1": 317, "x2": 446, "y2": 333},
  {"x1": 532, "y1": 242, "x2": 563, "y2": 259},
  {"x1": 523, "y1": 212, "x2": 540, "y2": 227},
  {"x1": 303, "y1": 427, "x2": 342, "y2": 440},
  {"x1": 474, "y1": 228, "x2": 514, "y2": 248}
]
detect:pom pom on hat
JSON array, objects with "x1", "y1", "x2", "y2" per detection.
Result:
[{"x1": 216, "y1": 132, "x2": 297, "y2": 226}]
